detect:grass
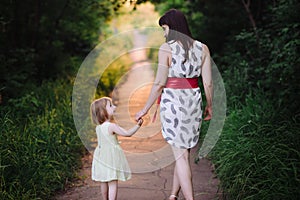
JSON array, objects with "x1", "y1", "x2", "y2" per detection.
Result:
[
  {"x1": 209, "y1": 93, "x2": 300, "y2": 199},
  {"x1": 0, "y1": 79, "x2": 84, "y2": 199}
]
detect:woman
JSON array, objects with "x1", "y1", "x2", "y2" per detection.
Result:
[{"x1": 135, "y1": 9, "x2": 213, "y2": 200}]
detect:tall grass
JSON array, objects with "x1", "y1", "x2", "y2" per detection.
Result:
[
  {"x1": 210, "y1": 93, "x2": 300, "y2": 199},
  {"x1": 0, "y1": 79, "x2": 84, "y2": 199}
]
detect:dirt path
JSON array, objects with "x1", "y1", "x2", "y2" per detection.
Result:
[{"x1": 55, "y1": 30, "x2": 221, "y2": 200}]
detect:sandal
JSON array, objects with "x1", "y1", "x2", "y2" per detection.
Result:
[{"x1": 169, "y1": 194, "x2": 178, "y2": 200}]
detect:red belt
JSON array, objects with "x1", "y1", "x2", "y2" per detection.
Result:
[
  {"x1": 152, "y1": 77, "x2": 199, "y2": 122},
  {"x1": 165, "y1": 77, "x2": 199, "y2": 89},
  {"x1": 158, "y1": 77, "x2": 199, "y2": 104}
]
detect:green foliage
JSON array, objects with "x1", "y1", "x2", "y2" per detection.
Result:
[
  {"x1": 223, "y1": 1, "x2": 299, "y2": 111},
  {"x1": 154, "y1": 0, "x2": 189, "y2": 14},
  {"x1": 0, "y1": 79, "x2": 85, "y2": 199},
  {"x1": 210, "y1": 93, "x2": 300, "y2": 199},
  {"x1": 0, "y1": 0, "x2": 118, "y2": 102},
  {"x1": 0, "y1": 48, "x2": 37, "y2": 100},
  {"x1": 96, "y1": 54, "x2": 132, "y2": 97}
]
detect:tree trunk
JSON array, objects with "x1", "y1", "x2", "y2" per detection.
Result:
[{"x1": 242, "y1": 0, "x2": 260, "y2": 46}]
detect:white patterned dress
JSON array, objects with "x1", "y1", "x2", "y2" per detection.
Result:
[{"x1": 160, "y1": 40, "x2": 203, "y2": 149}]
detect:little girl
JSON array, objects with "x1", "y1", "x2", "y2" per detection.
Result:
[{"x1": 90, "y1": 97, "x2": 143, "y2": 200}]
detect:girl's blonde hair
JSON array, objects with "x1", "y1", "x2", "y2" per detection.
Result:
[{"x1": 90, "y1": 97, "x2": 112, "y2": 125}]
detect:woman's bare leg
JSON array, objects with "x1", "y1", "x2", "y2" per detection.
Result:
[
  {"x1": 170, "y1": 165, "x2": 180, "y2": 199},
  {"x1": 108, "y1": 180, "x2": 118, "y2": 200},
  {"x1": 100, "y1": 182, "x2": 108, "y2": 200},
  {"x1": 172, "y1": 147, "x2": 194, "y2": 200}
]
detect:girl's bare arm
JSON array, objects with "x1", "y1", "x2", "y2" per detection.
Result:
[{"x1": 109, "y1": 119, "x2": 143, "y2": 137}]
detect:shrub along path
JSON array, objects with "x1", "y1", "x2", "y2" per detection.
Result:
[{"x1": 55, "y1": 30, "x2": 221, "y2": 200}]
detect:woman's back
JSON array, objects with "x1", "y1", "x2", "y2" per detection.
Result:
[{"x1": 168, "y1": 40, "x2": 203, "y2": 78}]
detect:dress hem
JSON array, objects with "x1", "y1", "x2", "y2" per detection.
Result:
[{"x1": 92, "y1": 177, "x2": 131, "y2": 182}]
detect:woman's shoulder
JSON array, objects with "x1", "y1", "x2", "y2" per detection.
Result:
[
  {"x1": 202, "y1": 43, "x2": 210, "y2": 55},
  {"x1": 159, "y1": 42, "x2": 172, "y2": 56},
  {"x1": 160, "y1": 42, "x2": 172, "y2": 51},
  {"x1": 193, "y1": 40, "x2": 202, "y2": 48},
  {"x1": 194, "y1": 40, "x2": 210, "y2": 53}
]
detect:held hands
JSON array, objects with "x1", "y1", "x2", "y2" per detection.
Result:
[
  {"x1": 137, "y1": 118, "x2": 144, "y2": 126},
  {"x1": 204, "y1": 105, "x2": 212, "y2": 121}
]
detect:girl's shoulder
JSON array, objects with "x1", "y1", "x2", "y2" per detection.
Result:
[
  {"x1": 102, "y1": 121, "x2": 112, "y2": 128},
  {"x1": 96, "y1": 121, "x2": 114, "y2": 135},
  {"x1": 96, "y1": 121, "x2": 111, "y2": 130},
  {"x1": 106, "y1": 122, "x2": 118, "y2": 135}
]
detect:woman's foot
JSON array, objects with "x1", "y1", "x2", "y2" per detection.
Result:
[{"x1": 169, "y1": 194, "x2": 178, "y2": 200}]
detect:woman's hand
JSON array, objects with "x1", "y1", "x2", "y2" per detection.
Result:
[
  {"x1": 203, "y1": 105, "x2": 212, "y2": 121},
  {"x1": 135, "y1": 109, "x2": 147, "y2": 122}
]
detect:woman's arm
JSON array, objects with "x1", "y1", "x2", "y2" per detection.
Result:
[
  {"x1": 201, "y1": 44, "x2": 213, "y2": 120},
  {"x1": 109, "y1": 119, "x2": 143, "y2": 137},
  {"x1": 135, "y1": 43, "x2": 171, "y2": 120}
]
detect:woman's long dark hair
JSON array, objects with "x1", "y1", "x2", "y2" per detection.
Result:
[{"x1": 159, "y1": 9, "x2": 194, "y2": 63}]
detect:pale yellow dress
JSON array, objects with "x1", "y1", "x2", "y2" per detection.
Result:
[{"x1": 92, "y1": 122, "x2": 131, "y2": 182}]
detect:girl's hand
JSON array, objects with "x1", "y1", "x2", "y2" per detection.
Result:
[
  {"x1": 203, "y1": 105, "x2": 212, "y2": 121},
  {"x1": 137, "y1": 118, "x2": 144, "y2": 126}
]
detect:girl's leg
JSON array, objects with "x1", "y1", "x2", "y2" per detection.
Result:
[
  {"x1": 172, "y1": 147, "x2": 194, "y2": 200},
  {"x1": 100, "y1": 182, "x2": 108, "y2": 200},
  {"x1": 170, "y1": 165, "x2": 180, "y2": 200},
  {"x1": 108, "y1": 180, "x2": 118, "y2": 200}
]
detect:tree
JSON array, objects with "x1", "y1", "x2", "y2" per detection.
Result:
[{"x1": 0, "y1": 0, "x2": 120, "y2": 101}]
